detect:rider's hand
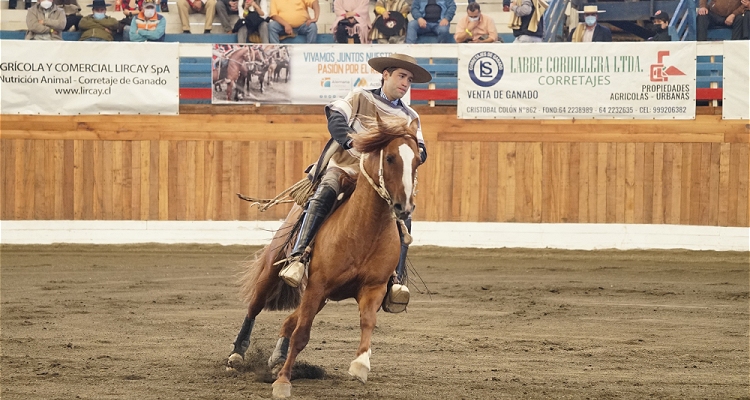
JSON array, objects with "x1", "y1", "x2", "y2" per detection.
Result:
[
  {"x1": 417, "y1": 17, "x2": 426, "y2": 28},
  {"x1": 439, "y1": 18, "x2": 449, "y2": 26},
  {"x1": 382, "y1": 10, "x2": 390, "y2": 19},
  {"x1": 284, "y1": 23, "x2": 293, "y2": 34},
  {"x1": 697, "y1": 6, "x2": 708, "y2": 15}
]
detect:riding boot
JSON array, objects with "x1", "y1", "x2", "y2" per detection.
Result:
[
  {"x1": 384, "y1": 217, "x2": 411, "y2": 313},
  {"x1": 278, "y1": 182, "x2": 338, "y2": 287}
]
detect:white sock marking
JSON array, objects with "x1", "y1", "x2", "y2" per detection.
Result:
[{"x1": 353, "y1": 348, "x2": 371, "y2": 370}]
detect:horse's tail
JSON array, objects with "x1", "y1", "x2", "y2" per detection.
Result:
[{"x1": 239, "y1": 205, "x2": 305, "y2": 311}]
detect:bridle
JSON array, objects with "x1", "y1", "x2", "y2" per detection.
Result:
[{"x1": 358, "y1": 135, "x2": 419, "y2": 209}]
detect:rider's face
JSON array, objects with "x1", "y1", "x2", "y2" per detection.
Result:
[{"x1": 381, "y1": 68, "x2": 414, "y2": 101}]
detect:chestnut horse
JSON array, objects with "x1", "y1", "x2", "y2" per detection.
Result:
[
  {"x1": 226, "y1": 116, "x2": 421, "y2": 399},
  {"x1": 211, "y1": 46, "x2": 250, "y2": 101}
]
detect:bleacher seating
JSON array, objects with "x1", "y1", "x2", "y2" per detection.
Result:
[{"x1": 0, "y1": 0, "x2": 517, "y2": 40}]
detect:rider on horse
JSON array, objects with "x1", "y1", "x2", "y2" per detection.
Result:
[{"x1": 279, "y1": 53, "x2": 431, "y2": 313}]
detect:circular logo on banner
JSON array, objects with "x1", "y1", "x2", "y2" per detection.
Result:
[{"x1": 468, "y1": 51, "x2": 504, "y2": 87}]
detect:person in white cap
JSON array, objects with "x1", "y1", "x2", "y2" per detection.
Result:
[
  {"x1": 279, "y1": 53, "x2": 432, "y2": 313},
  {"x1": 568, "y1": 4, "x2": 611, "y2": 42}
]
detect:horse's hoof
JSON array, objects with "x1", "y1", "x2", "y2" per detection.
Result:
[
  {"x1": 271, "y1": 381, "x2": 292, "y2": 398},
  {"x1": 348, "y1": 360, "x2": 369, "y2": 383},
  {"x1": 226, "y1": 352, "x2": 243, "y2": 371}
]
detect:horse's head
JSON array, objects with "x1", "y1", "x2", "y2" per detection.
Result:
[{"x1": 353, "y1": 115, "x2": 421, "y2": 220}]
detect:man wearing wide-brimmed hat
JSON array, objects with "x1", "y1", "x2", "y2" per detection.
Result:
[
  {"x1": 568, "y1": 4, "x2": 612, "y2": 42},
  {"x1": 279, "y1": 53, "x2": 431, "y2": 313},
  {"x1": 79, "y1": 0, "x2": 121, "y2": 41}
]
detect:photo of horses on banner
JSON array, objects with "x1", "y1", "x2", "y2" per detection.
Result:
[{"x1": 211, "y1": 44, "x2": 291, "y2": 104}]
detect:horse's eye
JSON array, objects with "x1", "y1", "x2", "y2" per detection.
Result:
[{"x1": 385, "y1": 154, "x2": 395, "y2": 164}]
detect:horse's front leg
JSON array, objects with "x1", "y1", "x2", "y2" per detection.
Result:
[
  {"x1": 349, "y1": 285, "x2": 387, "y2": 383},
  {"x1": 272, "y1": 288, "x2": 327, "y2": 399},
  {"x1": 268, "y1": 298, "x2": 326, "y2": 375}
]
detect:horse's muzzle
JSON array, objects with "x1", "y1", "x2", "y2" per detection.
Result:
[{"x1": 393, "y1": 203, "x2": 414, "y2": 220}]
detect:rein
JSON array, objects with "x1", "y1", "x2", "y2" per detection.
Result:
[{"x1": 359, "y1": 149, "x2": 393, "y2": 207}]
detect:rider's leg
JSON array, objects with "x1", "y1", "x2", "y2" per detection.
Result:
[
  {"x1": 384, "y1": 217, "x2": 411, "y2": 313},
  {"x1": 278, "y1": 169, "x2": 342, "y2": 287}
]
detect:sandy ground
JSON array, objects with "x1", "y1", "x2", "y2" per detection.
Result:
[{"x1": 1, "y1": 244, "x2": 748, "y2": 399}]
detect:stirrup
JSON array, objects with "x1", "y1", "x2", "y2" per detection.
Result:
[
  {"x1": 383, "y1": 284, "x2": 409, "y2": 313},
  {"x1": 279, "y1": 255, "x2": 306, "y2": 288}
]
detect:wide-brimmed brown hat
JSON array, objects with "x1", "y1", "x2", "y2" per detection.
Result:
[{"x1": 368, "y1": 53, "x2": 432, "y2": 83}]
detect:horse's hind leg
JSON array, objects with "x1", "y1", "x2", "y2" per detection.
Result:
[
  {"x1": 226, "y1": 270, "x2": 276, "y2": 370},
  {"x1": 349, "y1": 286, "x2": 388, "y2": 383},
  {"x1": 271, "y1": 288, "x2": 327, "y2": 399}
]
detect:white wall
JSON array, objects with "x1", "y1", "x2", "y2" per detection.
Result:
[{"x1": 2, "y1": 220, "x2": 748, "y2": 251}]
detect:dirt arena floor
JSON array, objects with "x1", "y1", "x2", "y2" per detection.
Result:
[{"x1": 2, "y1": 244, "x2": 748, "y2": 399}]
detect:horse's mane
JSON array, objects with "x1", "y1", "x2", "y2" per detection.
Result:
[{"x1": 352, "y1": 116, "x2": 418, "y2": 155}]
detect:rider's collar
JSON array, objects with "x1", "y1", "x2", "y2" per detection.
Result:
[{"x1": 377, "y1": 88, "x2": 401, "y2": 107}]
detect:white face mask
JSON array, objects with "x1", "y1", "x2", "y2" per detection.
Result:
[
  {"x1": 468, "y1": 16, "x2": 480, "y2": 21},
  {"x1": 40, "y1": 0, "x2": 53, "y2": 8},
  {"x1": 144, "y1": 8, "x2": 156, "y2": 17},
  {"x1": 584, "y1": 15, "x2": 597, "y2": 26}
]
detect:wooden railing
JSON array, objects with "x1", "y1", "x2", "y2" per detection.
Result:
[{"x1": 2, "y1": 106, "x2": 748, "y2": 227}]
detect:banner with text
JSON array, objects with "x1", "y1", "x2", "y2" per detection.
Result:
[
  {"x1": 458, "y1": 42, "x2": 696, "y2": 119},
  {"x1": 212, "y1": 44, "x2": 410, "y2": 105},
  {"x1": 1, "y1": 41, "x2": 179, "y2": 115},
  {"x1": 722, "y1": 41, "x2": 750, "y2": 120}
]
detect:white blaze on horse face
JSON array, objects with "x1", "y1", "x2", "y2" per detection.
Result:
[{"x1": 398, "y1": 144, "x2": 416, "y2": 204}]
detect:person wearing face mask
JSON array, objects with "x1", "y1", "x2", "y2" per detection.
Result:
[
  {"x1": 129, "y1": 0, "x2": 166, "y2": 41},
  {"x1": 649, "y1": 9, "x2": 672, "y2": 41},
  {"x1": 25, "y1": 0, "x2": 66, "y2": 40},
  {"x1": 508, "y1": 0, "x2": 546, "y2": 43},
  {"x1": 455, "y1": 2, "x2": 498, "y2": 43},
  {"x1": 79, "y1": 0, "x2": 121, "y2": 41},
  {"x1": 568, "y1": 5, "x2": 612, "y2": 42}
]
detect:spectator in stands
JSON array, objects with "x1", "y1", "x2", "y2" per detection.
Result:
[
  {"x1": 267, "y1": 0, "x2": 320, "y2": 43},
  {"x1": 454, "y1": 2, "x2": 498, "y2": 43},
  {"x1": 369, "y1": 0, "x2": 410, "y2": 43},
  {"x1": 568, "y1": 5, "x2": 611, "y2": 42},
  {"x1": 129, "y1": 0, "x2": 166, "y2": 41},
  {"x1": 509, "y1": 0, "x2": 545, "y2": 42},
  {"x1": 697, "y1": 0, "x2": 745, "y2": 40},
  {"x1": 649, "y1": 9, "x2": 672, "y2": 41},
  {"x1": 332, "y1": 0, "x2": 371, "y2": 43},
  {"x1": 78, "y1": 0, "x2": 120, "y2": 40},
  {"x1": 54, "y1": 0, "x2": 82, "y2": 31},
  {"x1": 216, "y1": 0, "x2": 240, "y2": 33},
  {"x1": 10, "y1": 0, "x2": 33, "y2": 10},
  {"x1": 177, "y1": 0, "x2": 218, "y2": 33},
  {"x1": 25, "y1": 0, "x2": 66, "y2": 40},
  {"x1": 235, "y1": 0, "x2": 270, "y2": 43},
  {"x1": 739, "y1": 0, "x2": 750, "y2": 39},
  {"x1": 405, "y1": 0, "x2": 456, "y2": 43}
]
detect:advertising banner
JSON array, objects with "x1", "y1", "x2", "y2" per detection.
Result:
[
  {"x1": 211, "y1": 44, "x2": 410, "y2": 104},
  {"x1": 722, "y1": 41, "x2": 750, "y2": 120},
  {"x1": 458, "y1": 42, "x2": 696, "y2": 119},
  {"x1": 0, "y1": 41, "x2": 179, "y2": 115}
]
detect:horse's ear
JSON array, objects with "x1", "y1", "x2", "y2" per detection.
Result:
[{"x1": 408, "y1": 118, "x2": 419, "y2": 135}]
